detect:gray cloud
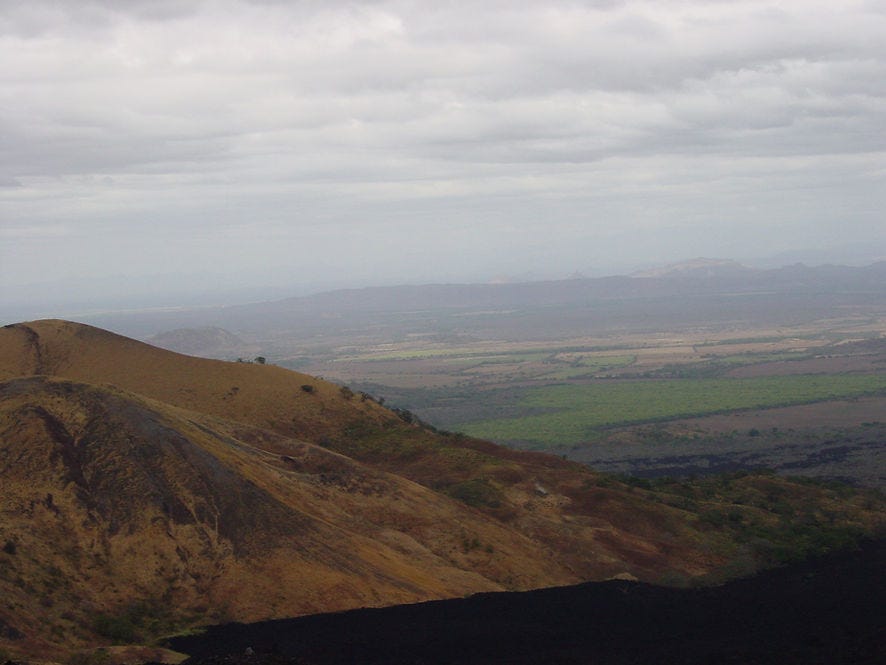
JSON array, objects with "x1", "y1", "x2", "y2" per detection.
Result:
[{"x1": 1, "y1": 0, "x2": 885, "y2": 307}]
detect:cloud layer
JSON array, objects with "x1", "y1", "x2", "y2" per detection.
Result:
[{"x1": 2, "y1": 0, "x2": 885, "y2": 303}]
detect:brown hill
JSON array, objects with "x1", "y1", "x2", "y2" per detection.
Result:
[
  {"x1": 0, "y1": 320, "x2": 883, "y2": 660},
  {"x1": 0, "y1": 319, "x2": 398, "y2": 445},
  {"x1": 0, "y1": 376, "x2": 580, "y2": 657}
]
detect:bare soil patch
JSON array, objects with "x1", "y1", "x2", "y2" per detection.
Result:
[
  {"x1": 727, "y1": 354, "x2": 886, "y2": 377},
  {"x1": 669, "y1": 395, "x2": 886, "y2": 431}
]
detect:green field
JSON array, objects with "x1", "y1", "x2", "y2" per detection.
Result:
[
  {"x1": 461, "y1": 374, "x2": 886, "y2": 447},
  {"x1": 540, "y1": 354, "x2": 636, "y2": 379}
]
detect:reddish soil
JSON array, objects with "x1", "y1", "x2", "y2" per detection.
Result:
[
  {"x1": 727, "y1": 355, "x2": 886, "y2": 378},
  {"x1": 670, "y1": 396, "x2": 886, "y2": 432}
]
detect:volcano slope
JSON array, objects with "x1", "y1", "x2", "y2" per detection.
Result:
[
  {"x1": 172, "y1": 539, "x2": 886, "y2": 665},
  {"x1": 0, "y1": 320, "x2": 883, "y2": 659}
]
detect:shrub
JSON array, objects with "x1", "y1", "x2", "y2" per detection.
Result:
[
  {"x1": 392, "y1": 407, "x2": 415, "y2": 424},
  {"x1": 699, "y1": 510, "x2": 728, "y2": 528},
  {"x1": 444, "y1": 479, "x2": 503, "y2": 508},
  {"x1": 461, "y1": 537, "x2": 481, "y2": 553},
  {"x1": 92, "y1": 614, "x2": 138, "y2": 643}
]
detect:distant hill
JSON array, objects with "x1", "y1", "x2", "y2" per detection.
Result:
[
  {"x1": 0, "y1": 320, "x2": 883, "y2": 659},
  {"x1": 226, "y1": 260, "x2": 886, "y2": 315},
  {"x1": 145, "y1": 326, "x2": 250, "y2": 359},
  {"x1": 630, "y1": 257, "x2": 754, "y2": 278},
  {"x1": 76, "y1": 261, "x2": 886, "y2": 339}
]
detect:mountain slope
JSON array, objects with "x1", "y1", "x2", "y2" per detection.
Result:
[
  {"x1": 0, "y1": 322, "x2": 727, "y2": 583},
  {"x1": 0, "y1": 376, "x2": 579, "y2": 657},
  {"x1": 0, "y1": 319, "x2": 399, "y2": 445},
  {"x1": 1, "y1": 320, "x2": 883, "y2": 659}
]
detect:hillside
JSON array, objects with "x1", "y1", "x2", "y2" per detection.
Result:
[
  {"x1": 0, "y1": 376, "x2": 575, "y2": 657},
  {"x1": 1, "y1": 320, "x2": 884, "y2": 659},
  {"x1": 0, "y1": 320, "x2": 401, "y2": 446}
]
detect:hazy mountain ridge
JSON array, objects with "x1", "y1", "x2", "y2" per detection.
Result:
[
  {"x1": 225, "y1": 260, "x2": 886, "y2": 315},
  {"x1": 68, "y1": 261, "x2": 886, "y2": 341},
  {"x1": 630, "y1": 257, "x2": 754, "y2": 278},
  {"x1": 145, "y1": 327, "x2": 251, "y2": 359}
]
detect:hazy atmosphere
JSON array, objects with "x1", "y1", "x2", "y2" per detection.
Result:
[
  {"x1": 2, "y1": 0, "x2": 885, "y2": 315},
  {"x1": 2, "y1": 4, "x2": 886, "y2": 662}
]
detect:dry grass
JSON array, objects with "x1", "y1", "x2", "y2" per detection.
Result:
[{"x1": 1, "y1": 320, "x2": 883, "y2": 658}]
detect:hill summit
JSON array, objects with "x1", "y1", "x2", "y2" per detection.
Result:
[
  {"x1": 630, "y1": 257, "x2": 752, "y2": 278},
  {"x1": 0, "y1": 320, "x2": 883, "y2": 659}
]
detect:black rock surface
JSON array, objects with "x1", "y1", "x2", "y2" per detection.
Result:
[{"x1": 171, "y1": 540, "x2": 885, "y2": 665}]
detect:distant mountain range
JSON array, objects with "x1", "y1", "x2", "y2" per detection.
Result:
[
  {"x1": 71, "y1": 260, "x2": 886, "y2": 341},
  {"x1": 233, "y1": 259, "x2": 886, "y2": 314}
]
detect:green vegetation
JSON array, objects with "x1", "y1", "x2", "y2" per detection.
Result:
[
  {"x1": 541, "y1": 354, "x2": 636, "y2": 379},
  {"x1": 91, "y1": 601, "x2": 184, "y2": 645},
  {"x1": 618, "y1": 472, "x2": 884, "y2": 583},
  {"x1": 461, "y1": 374, "x2": 886, "y2": 447},
  {"x1": 92, "y1": 613, "x2": 139, "y2": 644},
  {"x1": 442, "y1": 478, "x2": 503, "y2": 508}
]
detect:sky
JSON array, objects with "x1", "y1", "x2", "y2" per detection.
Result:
[{"x1": 2, "y1": 0, "x2": 885, "y2": 314}]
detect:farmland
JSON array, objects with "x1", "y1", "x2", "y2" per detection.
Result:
[
  {"x1": 460, "y1": 374, "x2": 886, "y2": 447},
  {"x1": 125, "y1": 263, "x2": 886, "y2": 487},
  {"x1": 294, "y1": 316, "x2": 886, "y2": 486}
]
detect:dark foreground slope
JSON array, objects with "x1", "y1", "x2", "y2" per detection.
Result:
[{"x1": 172, "y1": 539, "x2": 886, "y2": 665}]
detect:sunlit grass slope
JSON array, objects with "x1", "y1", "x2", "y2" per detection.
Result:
[{"x1": 0, "y1": 319, "x2": 401, "y2": 444}]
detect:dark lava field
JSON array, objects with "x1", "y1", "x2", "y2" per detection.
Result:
[{"x1": 171, "y1": 539, "x2": 885, "y2": 665}]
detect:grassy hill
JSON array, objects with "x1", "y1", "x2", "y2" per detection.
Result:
[{"x1": 0, "y1": 320, "x2": 883, "y2": 660}]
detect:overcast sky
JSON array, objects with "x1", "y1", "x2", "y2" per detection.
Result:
[{"x1": 2, "y1": 0, "x2": 885, "y2": 311}]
